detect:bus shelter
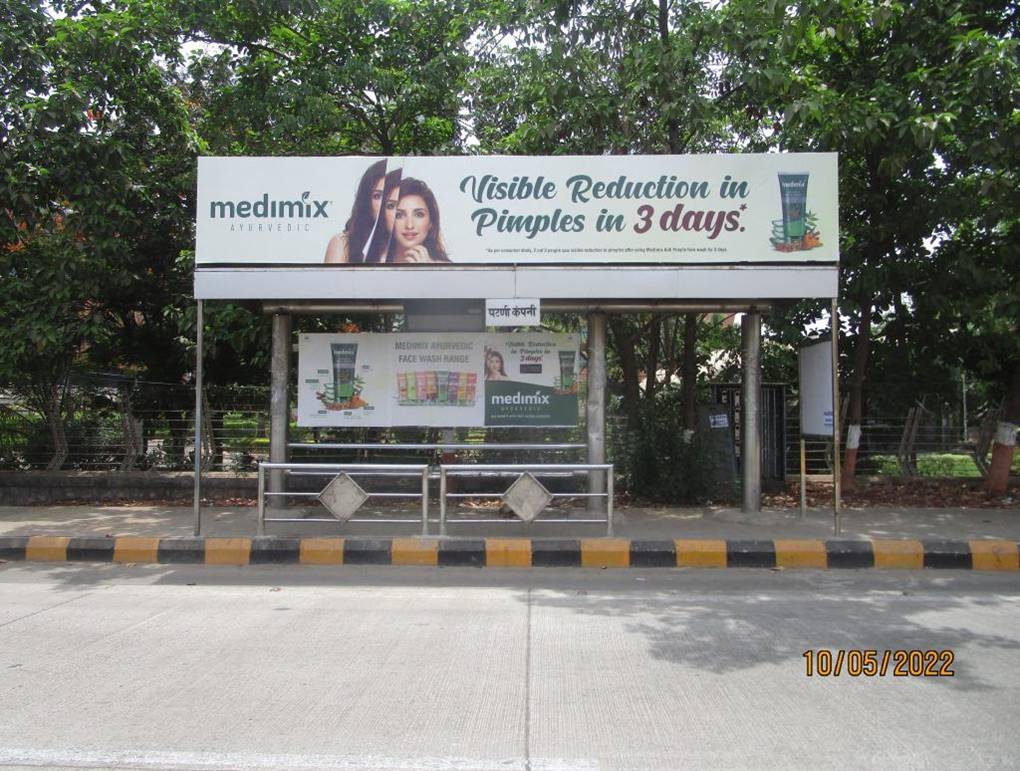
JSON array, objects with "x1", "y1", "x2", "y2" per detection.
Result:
[{"x1": 193, "y1": 153, "x2": 840, "y2": 535}]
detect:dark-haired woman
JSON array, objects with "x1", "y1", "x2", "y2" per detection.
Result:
[
  {"x1": 324, "y1": 159, "x2": 388, "y2": 264},
  {"x1": 484, "y1": 348, "x2": 509, "y2": 380},
  {"x1": 362, "y1": 168, "x2": 402, "y2": 263},
  {"x1": 387, "y1": 178, "x2": 451, "y2": 263}
]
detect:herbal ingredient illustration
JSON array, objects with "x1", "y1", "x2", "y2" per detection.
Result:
[
  {"x1": 316, "y1": 376, "x2": 369, "y2": 410},
  {"x1": 772, "y1": 172, "x2": 823, "y2": 252}
]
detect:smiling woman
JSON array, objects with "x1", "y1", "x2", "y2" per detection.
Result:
[
  {"x1": 387, "y1": 178, "x2": 450, "y2": 263},
  {"x1": 324, "y1": 158, "x2": 387, "y2": 264}
]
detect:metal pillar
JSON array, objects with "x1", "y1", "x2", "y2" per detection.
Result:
[
  {"x1": 831, "y1": 298, "x2": 842, "y2": 534},
  {"x1": 586, "y1": 312, "x2": 607, "y2": 514},
  {"x1": 193, "y1": 300, "x2": 204, "y2": 535},
  {"x1": 268, "y1": 312, "x2": 292, "y2": 511},
  {"x1": 741, "y1": 310, "x2": 762, "y2": 513}
]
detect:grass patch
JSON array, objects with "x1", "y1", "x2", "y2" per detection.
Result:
[{"x1": 865, "y1": 453, "x2": 983, "y2": 477}]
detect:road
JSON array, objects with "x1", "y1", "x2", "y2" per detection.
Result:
[{"x1": 0, "y1": 564, "x2": 1017, "y2": 770}]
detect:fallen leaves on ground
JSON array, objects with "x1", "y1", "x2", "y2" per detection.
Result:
[{"x1": 765, "y1": 478, "x2": 1017, "y2": 509}]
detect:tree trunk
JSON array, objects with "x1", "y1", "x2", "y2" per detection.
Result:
[
  {"x1": 646, "y1": 318, "x2": 661, "y2": 398},
  {"x1": 44, "y1": 385, "x2": 67, "y2": 471},
  {"x1": 119, "y1": 388, "x2": 139, "y2": 471},
  {"x1": 682, "y1": 314, "x2": 698, "y2": 437},
  {"x1": 609, "y1": 318, "x2": 641, "y2": 425},
  {"x1": 842, "y1": 306, "x2": 872, "y2": 490},
  {"x1": 986, "y1": 362, "x2": 1020, "y2": 494}
]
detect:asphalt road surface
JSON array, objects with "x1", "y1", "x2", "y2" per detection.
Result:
[{"x1": 0, "y1": 565, "x2": 1017, "y2": 770}]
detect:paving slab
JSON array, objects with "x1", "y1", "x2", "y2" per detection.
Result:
[{"x1": 2, "y1": 503, "x2": 1019, "y2": 541}]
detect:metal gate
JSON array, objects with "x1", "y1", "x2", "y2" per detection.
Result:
[{"x1": 707, "y1": 383, "x2": 787, "y2": 481}]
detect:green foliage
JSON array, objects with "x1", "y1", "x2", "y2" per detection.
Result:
[
  {"x1": 617, "y1": 389, "x2": 729, "y2": 504},
  {"x1": 1, "y1": 0, "x2": 1017, "y2": 451},
  {"x1": 0, "y1": 231, "x2": 109, "y2": 400}
]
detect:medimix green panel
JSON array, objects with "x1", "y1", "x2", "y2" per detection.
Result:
[{"x1": 485, "y1": 381, "x2": 578, "y2": 427}]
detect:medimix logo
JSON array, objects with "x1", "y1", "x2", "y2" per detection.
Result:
[{"x1": 209, "y1": 191, "x2": 330, "y2": 232}]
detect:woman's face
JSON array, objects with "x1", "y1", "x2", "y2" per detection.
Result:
[
  {"x1": 381, "y1": 187, "x2": 400, "y2": 233},
  {"x1": 486, "y1": 352, "x2": 502, "y2": 375},
  {"x1": 369, "y1": 177, "x2": 386, "y2": 219},
  {"x1": 394, "y1": 194, "x2": 431, "y2": 249}
]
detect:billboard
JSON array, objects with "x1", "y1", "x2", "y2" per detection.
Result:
[
  {"x1": 297, "y1": 332, "x2": 579, "y2": 427},
  {"x1": 196, "y1": 154, "x2": 838, "y2": 267}
]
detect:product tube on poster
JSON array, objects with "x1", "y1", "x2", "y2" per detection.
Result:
[
  {"x1": 406, "y1": 371, "x2": 417, "y2": 403},
  {"x1": 558, "y1": 350, "x2": 576, "y2": 389},
  {"x1": 416, "y1": 372, "x2": 427, "y2": 405},
  {"x1": 426, "y1": 371, "x2": 438, "y2": 403},
  {"x1": 437, "y1": 371, "x2": 450, "y2": 404},
  {"x1": 330, "y1": 343, "x2": 358, "y2": 402},
  {"x1": 456, "y1": 372, "x2": 467, "y2": 404},
  {"x1": 466, "y1": 373, "x2": 477, "y2": 405},
  {"x1": 448, "y1": 371, "x2": 461, "y2": 405},
  {"x1": 778, "y1": 173, "x2": 809, "y2": 243},
  {"x1": 397, "y1": 373, "x2": 408, "y2": 404}
]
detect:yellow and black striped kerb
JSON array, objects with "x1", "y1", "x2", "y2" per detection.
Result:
[{"x1": 1, "y1": 536, "x2": 1018, "y2": 570}]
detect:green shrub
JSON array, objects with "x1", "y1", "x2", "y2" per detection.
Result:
[{"x1": 616, "y1": 390, "x2": 730, "y2": 504}]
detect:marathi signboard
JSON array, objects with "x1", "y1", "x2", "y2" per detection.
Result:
[
  {"x1": 485, "y1": 299, "x2": 541, "y2": 327},
  {"x1": 297, "y1": 332, "x2": 579, "y2": 427},
  {"x1": 196, "y1": 154, "x2": 838, "y2": 267}
]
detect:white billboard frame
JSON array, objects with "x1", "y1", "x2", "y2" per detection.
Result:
[{"x1": 194, "y1": 153, "x2": 839, "y2": 301}]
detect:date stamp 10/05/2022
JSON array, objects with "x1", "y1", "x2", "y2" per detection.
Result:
[{"x1": 803, "y1": 649, "x2": 955, "y2": 678}]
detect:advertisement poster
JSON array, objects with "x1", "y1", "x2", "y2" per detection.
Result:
[
  {"x1": 196, "y1": 153, "x2": 838, "y2": 267},
  {"x1": 798, "y1": 340, "x2": 834, "y2": 436},
  {"x1": 298, "y1": 333, "x2": 579, "y2": 428}
]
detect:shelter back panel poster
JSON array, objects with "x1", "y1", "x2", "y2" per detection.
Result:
[{"x1": 298, "y1": 333, "x2": 579, "y2": 427}]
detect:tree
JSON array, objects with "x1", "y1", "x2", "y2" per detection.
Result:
[
  {"x1": 724, "y1": 0, "x2": 1011, "y2": 487},
  {"x1": 470, "y1": 0, "x2": 743, "y2": 428},
  {"x1": 913, "y1": 7, "x2": 1019, "y2": 492},
  {"x1": 0, "y1": 229, "x2": 109, "y2": 468}
]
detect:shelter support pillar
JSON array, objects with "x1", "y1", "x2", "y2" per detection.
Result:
[
  {"x1": 741, "y1": 310, "x2": 762, "y2": 513},
  {"x1": 586, "y1": 312, "x2": 607, "y2": 514},
  {"x1": 193, "y1": 300, "x2": 204, "y2": 535},
  {"x1": 268, "y1": 312, "x2": 292, "y2": 511}
]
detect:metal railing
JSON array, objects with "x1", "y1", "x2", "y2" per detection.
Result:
[
  {"x1": 439, "y1": 463, "x2": 615, "y2": 536},
  {"x1": 256, "y1": 462, "x2": 430, "y2": 535},
  {"x1": 289, "y1": 442, "x2": 586, "y2": 452},
  {"x1": 254, "y1": 460, "x2": 615, "y2": 538}
]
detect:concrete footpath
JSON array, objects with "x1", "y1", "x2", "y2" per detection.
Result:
[{"x1": 1, "y1": 503, "x2": 1019, "y2": 570}]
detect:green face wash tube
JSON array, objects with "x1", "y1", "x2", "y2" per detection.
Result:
[
  {"x1": 330, "y1": 343, "x2": 358, "y2": 401},
  {"x1": 558, "y1": 350, "x2": 576, "y2": 389},
  {"x1": 437, "y1": 371, "x2": 450, "y2": 404},
  {"x1": 778, "y1": 173, "x2": 809, "y2": 242},
  {"x1": 406, "y1": 371, "x2": 417, "y2": 403}
]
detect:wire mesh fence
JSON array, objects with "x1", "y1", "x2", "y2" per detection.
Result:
[
  {"x1": 0, "y1": 379, "x2": 993, "y2": 479},
  {"x1": 784, "y1": 403, "x2": 989, "y2": 479},
  {"x1": 0, "y1": 381, "x2": 589, "y2": 472}
]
